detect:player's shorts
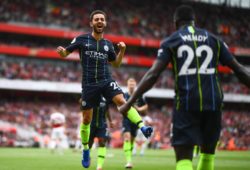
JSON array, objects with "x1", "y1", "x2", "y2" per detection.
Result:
[
  {"x1": 51, "y1": 127, "x2": 66, "y2": 140},
  {"x1": 171, "y1": 109, "x2": 221, "y2": 147},
  {"x1": 89, "y1": 125, "x2": 109, "y2": 140},
  {"x1": 122, "y1": 118, "x2": 138, "y2": 137},
  {"x1": 81, "y1": 80, "x2": 123, "y2": 110}
]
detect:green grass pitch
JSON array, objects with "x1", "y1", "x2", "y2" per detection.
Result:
[{"x1": 0, "y1": 148, "x2": 249, "y2": 170}]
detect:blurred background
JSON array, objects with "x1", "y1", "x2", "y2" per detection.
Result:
[{"x1": 0, "y1": 0, "x2": 249, "y2": 151}]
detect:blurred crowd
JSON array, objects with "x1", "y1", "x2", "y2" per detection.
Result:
[
  {"x1": 220, "y1": 111, "x2": 250, "y2": 150},
  {"x1": 0, "y1": 56, "x2": 249, "y2": 94},
  {"x1": 0, "y1": 100, "x2": 249, "y2": 150},
  {"x1": 0, "y1": 100, "x2": 170, "y2": 149},
  {"x1": 0, "y1": 56, "x2": 81, "y2": 83},
  {"x1": 1, "y1": 0, "x2": 250, "y2": 47}
]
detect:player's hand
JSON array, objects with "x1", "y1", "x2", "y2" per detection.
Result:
[
  {"x1": 108, "y1": 121, "x2": 115, "y2": 129},
  {"x1": 133, "y1": 105, "x2": 139, "y2": 111},
  {"x1": 118, "y1": 102, "x2": 132, "y2": 115},
  {"x1": 117, "y1": 42, "x2": 126, "y2": 52},
  {"x1": 56, "y1": 46, "x2": 67, "y2": 57}
]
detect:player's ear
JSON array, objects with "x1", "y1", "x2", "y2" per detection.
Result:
[{"x1": 90, "y1": 21, "x2": 93, "y2": 28}]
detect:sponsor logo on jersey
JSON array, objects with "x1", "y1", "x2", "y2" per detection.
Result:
[{"x1": 85, "y1": 51, "x2": 108, "y2": 59}]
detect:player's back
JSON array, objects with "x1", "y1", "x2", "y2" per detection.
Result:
[{"x1": 160, "y1": 25, "x2": 232, "y2": 112}]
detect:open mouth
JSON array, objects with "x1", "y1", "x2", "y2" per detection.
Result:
[{"x1": 97, "y1": 25, "x2": 103, "y2": 29}]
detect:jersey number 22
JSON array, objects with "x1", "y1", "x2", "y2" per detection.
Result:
[{"x1": 177, "y1": 45, "x2": 215, "y2": 76}]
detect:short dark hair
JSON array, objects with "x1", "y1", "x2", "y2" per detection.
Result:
[
  {"x1": 174, "y1": 5, "x2": 195, "y2": 23},
  {"x1": 90, "y1": 10, "x2": 107, "y2": 21}
]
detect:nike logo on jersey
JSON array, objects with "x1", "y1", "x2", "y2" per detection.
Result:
[{"x1": 85, "y1": 43, "x2": 92, "y2": 47}]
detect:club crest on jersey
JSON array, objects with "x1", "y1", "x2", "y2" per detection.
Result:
[
  {"x1": 104, "y1": 45, "x2": 109, "y2": 51},
  {"x1": 81, "y1": 100, "x2": 87, "y2": 107}
]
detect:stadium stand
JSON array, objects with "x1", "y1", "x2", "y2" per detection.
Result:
[
  {"x1": 0, "y1": 56, "x2": 249, "y2": 94},
  {"x1": 1, "y1": 0, "x2": 250, "y2": 46}
]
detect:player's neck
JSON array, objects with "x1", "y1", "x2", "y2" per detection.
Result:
[
  {"x1": 92, "y1": 32, "x2": 103, "y2": 41},
  {"x1": 177, "y1": 21, "x2": 195, "y2": 30}
]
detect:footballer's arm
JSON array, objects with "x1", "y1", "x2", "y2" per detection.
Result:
[
  {"x1": 110, "y1": 42, "x2": 126, "y2": 68},
  {"x1": 119, "y1": 59, "x2": 168, "y2": 114},
  {"x1": 227, "y1": 58, "x2": 250, "y2": 88},
  {"x1": 57, "y1": 46, "x2": 71, "y2": 58}
]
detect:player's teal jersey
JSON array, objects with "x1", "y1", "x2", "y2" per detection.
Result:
[
  {"x1": 66, "y1": 33, "x2": 116, "y2": 86},
  {"x1": 157, "y1": 25, "x2": 233, "y2": 111}
]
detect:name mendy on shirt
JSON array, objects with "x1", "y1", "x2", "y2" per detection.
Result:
[
  {"x1": 180, "y1": 34, "x2": 208, "y2": 42},
  {"x1": 85, "y1": 51, "x2": 108, "y2": 60}
]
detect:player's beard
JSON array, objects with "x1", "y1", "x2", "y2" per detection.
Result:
[{"x1": 93, "y1": 25, "x2": 104, "y2": 34}]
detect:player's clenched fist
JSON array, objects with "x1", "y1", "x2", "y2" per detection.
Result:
[
  {"x1": 117, "y1": 42, "x2": 126, "y2": 51},
  {"x1": 56, "y1": 46, "x2": 69, "y2": 58}
]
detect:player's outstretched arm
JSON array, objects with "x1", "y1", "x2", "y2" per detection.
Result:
[
  {"x1": 110, "y1": 42, "x2": 126, "y2": 68},
  {"x1": 119, "y1": 59, "x2": 166, "y2": 114},
  {"x1": 227, "y1": 58, "x2": 250, "y2": 88},
  {"x1": 56, "y1": 46, "x2": 70, "y2": 58}
]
